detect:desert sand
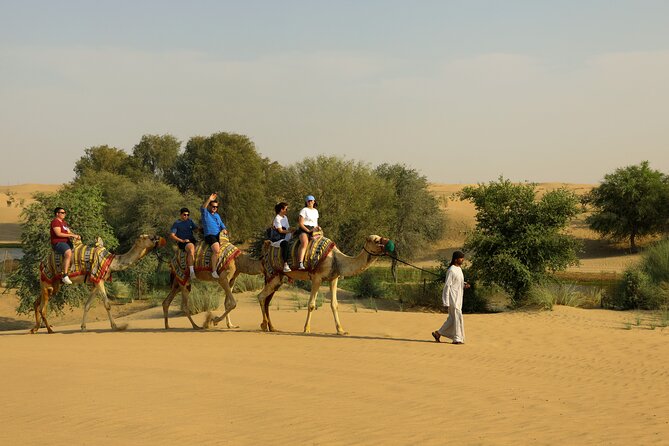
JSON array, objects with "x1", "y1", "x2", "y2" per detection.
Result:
[
  {"x1": 1, "y1": 183, "x2": 667, "y2": 445},
  {"x1": 1, "y1": 288, "x2": 667, "y2": 445}
]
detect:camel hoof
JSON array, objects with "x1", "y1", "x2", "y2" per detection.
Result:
[
  {"x1": 115, "y1": 323, "x2": 128, "y2": 331},
  {"x1": 227, "y1": 324, "x2": 240, "y2": 329},
  {"x1": 30, "y1": 328, "x2": 38, "y2": 334},
  {"x1": 337, "y1": 331, "x2": 349, "y2": 336}
]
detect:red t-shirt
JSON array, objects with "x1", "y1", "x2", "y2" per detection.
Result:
[{"x1": 50, "y1": 218, "x2": 70, "y2": 244}]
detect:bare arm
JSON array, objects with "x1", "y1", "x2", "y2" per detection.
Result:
[
  {"x1": 203, "y1": 193, "x2": 217, "y2": 208},
  {"x1": 53, "y1": 227, "x2": 80, "y2": 240}
]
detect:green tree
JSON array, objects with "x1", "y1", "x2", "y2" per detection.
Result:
[
  {"x1": 274, "y1": 156, "x2": 394, "y2": 253},
  {"x1": 172, "y1": 132, "x2": 271, "y2": 242},
  {"x1": 585, "y1": 161, "x2": 669, "y2": 253},
  {"x1": 73, "y1": 145, "x2": 130, "y2": 179},
  {"x1": 7, "y1": 184, "x2": 117, "y2": 314},
  {"x1": 374, "y1": 163, "x2": 445, "y2": 263},
  {"x1": 459, "y1": 178, "x2": 581, "y2": 305},
  {"x1": 75, "y1": 171, "x2": 198, "y2": 251},
  {"x1": 130, "y1": 134, "x2": 181, "y2": 183}
]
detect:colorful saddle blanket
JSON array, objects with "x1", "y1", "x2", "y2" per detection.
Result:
[
  {"x1": 170, "y1": 237, "x2": 241, "y2": 285},
  {"x1": 261, "y1": 235, "x2": 336, "y2": 278},
  {"x1": 40, "y1": 242, "x2": 115, "y2": 285}
]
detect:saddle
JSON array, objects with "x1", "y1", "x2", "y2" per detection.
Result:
[
  {"x1": 40, "y1": 238, "x2": 115, "y2": 285},
  {"x1": 261, "y1": 233, "x2": 336, "y2": 278},
  {"x1": 170, "y1": 235, "x2": 241, "y2": 285}
]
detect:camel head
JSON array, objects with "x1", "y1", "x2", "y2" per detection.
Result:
[
  {"x1": 134, "y1": 234, "x2": 167, "y2": 251},
  {"x1": 364, "y1": 235, "x2": 394, "y2": 257}
]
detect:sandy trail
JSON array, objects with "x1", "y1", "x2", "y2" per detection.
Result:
[{"x1": 1, "y1": 290, "x2": 667, "y2": 445}]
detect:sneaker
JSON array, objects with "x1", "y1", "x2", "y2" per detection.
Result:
[
  {"x1": 61, "y1": 275, "x2": 73, "y2": 285},
  {"x1": 211, "y1": 271, "x2": 219, "y2": 279},
  {"x1": 298, "y1": 262, "x2": 305, "y2": 270},
  {"x1": 283, "y1": 263, "x2": 292, "y2": 273}
]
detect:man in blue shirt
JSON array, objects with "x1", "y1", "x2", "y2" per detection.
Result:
[
  {"x1": 170, "y1": 207, "x2": 198, "y2": 278},
  {"x1": 201, "y1": 193, "x2": 228, "y2": 278}
]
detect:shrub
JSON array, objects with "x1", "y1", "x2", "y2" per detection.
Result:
[
  {"x1": 232, "y1": 273, "x2": 264, "y2": 292},
  {"x1": 526, "y1": 283, "x2": 585, "y2": 310},
  {"x1": 183, "y1": 282, "x2": 221, "y2": 314},
  {"x1": 352, "y1": 270, "x2": 386, "y2": 298}
]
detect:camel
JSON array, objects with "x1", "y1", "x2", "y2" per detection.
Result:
[
  {"x1": 162, "y1": 238, "x2": 263, "y2": 330},
  {"x1": 32, "y1": 234, "x2": 166, "y2": 334},
  {"x1": 257, "y1": 234, "x2": 392, "y2": 335}
]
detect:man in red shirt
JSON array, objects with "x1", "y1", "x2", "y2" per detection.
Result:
[{"x1": 50, "y1": 207, "x2": 81, "y2": 285}]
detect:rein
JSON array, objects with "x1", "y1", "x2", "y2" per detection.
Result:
[{"x1": 364, "y1": 247, "x2": 440, "y2": 278}]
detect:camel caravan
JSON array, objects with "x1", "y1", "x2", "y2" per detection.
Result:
[{"x1": 33, "y1": 195, "x2": 394, "y2": 335}]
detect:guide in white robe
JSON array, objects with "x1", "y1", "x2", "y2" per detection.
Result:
[{"x1": 437, "y1": 264, "x2": 465, "y2": 343}]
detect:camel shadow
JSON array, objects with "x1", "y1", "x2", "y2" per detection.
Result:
[{"x1": 0, "y1": 324, "x2": 435, "y2": 343}]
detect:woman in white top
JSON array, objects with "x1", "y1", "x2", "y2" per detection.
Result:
[
  {"x1": 296, "y1": 194, "x2": 320, "y2": 270},
  {"x1": 271, "y1": 202, "x2": 294, "y2": 272}
]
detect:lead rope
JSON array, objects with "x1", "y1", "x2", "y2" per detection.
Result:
[{"x1": 363, "y1": 247, "x2": 440, "y2": 277}]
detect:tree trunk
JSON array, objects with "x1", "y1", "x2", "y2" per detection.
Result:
[{"x1": 630, "y1": 231, "x2": 637, "y2": 253}]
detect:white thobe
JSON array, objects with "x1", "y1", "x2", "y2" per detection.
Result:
[{"x1": 437, "y1": 265, "x2": 465, "y2": 343}]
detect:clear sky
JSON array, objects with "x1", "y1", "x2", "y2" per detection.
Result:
[{"x1": 1, "y1": 0, "x2": 668, "y2": 185}]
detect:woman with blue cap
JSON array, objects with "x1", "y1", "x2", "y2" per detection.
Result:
[{"x1": 296, "y1": 194, "x2": 320, "y2": 270}]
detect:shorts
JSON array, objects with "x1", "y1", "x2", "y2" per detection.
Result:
[
  {"x1": 52, "y1": 242, "x2": 73, "y2": 255},
  {"x1": 204, "y1": 235, "x2": 220, "y2": 246},
  {"x1": 294, "y1": 225, "x2": 315, "y2": 239},
  {"x1": 178, "y1": 238, "x2": 196, "y2": 250}
]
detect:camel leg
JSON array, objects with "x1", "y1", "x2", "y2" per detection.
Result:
[
  {"x1": 162, "y1": 281, "x2": 181, "y2": 329},
  {"x1": 212, "y1": 280, "x2": 238, "y2": 328},
  {"x1": 180, "y1": 286, "x2": 202, "y2": 330},
  {"x1": 257, "y1": 276, "x2": 281, "y2": 332},
  {"x1": 97, "y1": 283, "x2": 119, "y2": 331},
  {"x1": 80, "y1": 284, "x2": 99, "y2": 331},
  {"x1": 212, "y1": 268, "x2": 239, "y2": 328},
  {"x1": 329, "y1": 277, "x2": 347, "y2": 335},
  {"x1": 31, "y1": 284, "x2": 54, "y2": 334},
  {"x1": 304, "y1": 276, "x2": 323, "y2": 334}
]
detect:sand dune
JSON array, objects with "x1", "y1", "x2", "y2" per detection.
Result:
[{"x1": 1, "y1": 288, "x2": 667, "y2": 445}]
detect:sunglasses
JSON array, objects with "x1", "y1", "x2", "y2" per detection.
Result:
[
  {"x1": 57, "y1": 211, "x2": 66, "y2": 214},
  {"x1": 210, "y1": 206, "x2": 218, "y2": 209},
  {"x1": 182, "y1": 213, "x2": 189, "y2": 216}
]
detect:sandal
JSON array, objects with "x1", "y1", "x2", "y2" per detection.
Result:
[{"x1": 431, "y1": 331, "x2": 441, "y2": 343}]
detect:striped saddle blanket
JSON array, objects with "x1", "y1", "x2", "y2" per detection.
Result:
[
  {"x1": 261, "y1": 234, "x2": 336, "y2": 278},
  {"x1": 40, "y1": 241, "x2": 115, "y2": 285},
  {"x1": 170, "y1": 237, "x2": 241, "y2": 285}
]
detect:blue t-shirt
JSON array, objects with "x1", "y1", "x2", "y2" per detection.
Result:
[
  {"x1": 200, "y1": 207, "x2": 226, "y2": 237},
  {"x1": 171, "y1": 219, "x2": 197, "y2": 240}
]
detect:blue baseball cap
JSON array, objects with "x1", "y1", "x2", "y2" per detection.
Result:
[{"x1": 305, "y1": 195, "x2": 315, "y2": 201}]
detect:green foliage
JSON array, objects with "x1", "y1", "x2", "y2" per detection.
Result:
[
  {"x1": 8, "y1": 184, "x2": 118, "y2": 314},
  {"x1": 374, "y1": 163, "x2": 445, "y2": 261},
  {"x1": 526, "y1": 283, "x2": 586, "y2": 310},
  {"x1": 459, "y1": 178, "x2": 581, "y2": 305},
  {"x1": 74, "y1": 145, "x2": 131, "y2": 179},
  {"x1": 114, "y1": 255, "x2": 163, "y2": 299},
  {"x1": 607, "y1": 239, "x2": 669, "y2": 310},
  {"x1": 231, "y1": 273, "x2": 264, "y2": 292},
  {"x1": 271, "y1": 156, "x2": 395, "y2": 253},
  {"x1": 171, "y1": 132, "x2": 271, "y2": 242},
  {"x1": 183, "y1": 281, "x2": 221, "y2": 314},
  {"x1": 351, "y1": 270, "x2": 386, "y2": 298},
  {"x1": 130, "y1": 134, "x2": 181, "y2": 183},
  {"x1": 585, "y1": 161, "x2": 669, "y2": 252},
  {"x1": 76, "y1": 172, "x2": 198, "y2": 251}
]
